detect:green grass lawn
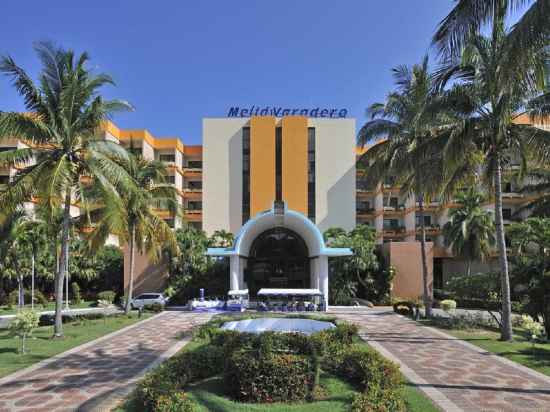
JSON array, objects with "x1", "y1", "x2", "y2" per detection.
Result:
[
  {"x1": 0, "y1": 300, "x2": 96, "y2": 316},
  {"x1": 434, "y1": 325, "x2": 550, "y2": 377},
  {"x1": 0, "y1": 313, "x2": 151, "y2": 378}
]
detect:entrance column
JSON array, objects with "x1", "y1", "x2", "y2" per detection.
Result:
[
  {"x1": 318, "y1": 255, "x2": 329, "y2": 310},
  {"x1": 310, "y1": 258, "x2": 318, "y2": 288},
  {"x1": 230, "y1": 255, "x2": 240, "y2": 290}
]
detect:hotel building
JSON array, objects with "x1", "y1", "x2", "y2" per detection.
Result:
[{"x1": 1, "y1": 114, "x2": 542, "y2": 304}]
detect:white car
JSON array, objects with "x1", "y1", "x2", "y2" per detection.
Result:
[{"x1": 131, "y1": 293, "x2": 168, "y2": 309}]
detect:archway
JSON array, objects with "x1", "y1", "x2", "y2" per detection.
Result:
[{"x1": 245, "y1": 227, "x2": 309, "y2": 297}]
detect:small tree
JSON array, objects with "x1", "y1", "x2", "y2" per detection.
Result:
[
  {"x1": 71, "y1": 282, "x2": 82, "y2": 304},
  {"x1": 10, "y1": 310, "x2": 39, "y2": 354}
]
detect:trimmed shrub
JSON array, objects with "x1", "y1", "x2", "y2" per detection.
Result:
[
  {"x1": 335, "y1": 346, "x2": 402, "y2": 393},
  {"x1": 224, "y1": 350, "x2": 313, "y2": 403},
  {"x1": 71, "y1": 282, "x2": 82, "y2": 304},
  {"x1": 351, "y1": 387, "x2": 406, "y2": 412},
  {"x1": 8, "y1": 289, "x2": 48, "y2": 308},
  {"x1": 153, "y1": 393, "x2": 195, "y2": 412},
  {"x1": 440, "y1": 299, "x2": 457, "y2": 312},
  {"x1": 97, "y1": 290, "x2": 116, "y2": 304},
  {"x1": 144, "y1": 303, "x2": 164, "y2": 313}
]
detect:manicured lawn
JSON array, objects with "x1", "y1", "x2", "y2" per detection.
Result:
[
  {"x1": 437, "y1": 326, "x2": 550, "y2": 377},
  {"x1": 0, "y1": 313, "x2": 151, "y2": 378},
  {"x1": 0, "y1": 300, "x2": 96, "y2": 316}
]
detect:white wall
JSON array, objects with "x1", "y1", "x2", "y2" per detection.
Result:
[
  {"x1": 310, "y1": 118, "x2": 356, "y2": 232},
  {"x1": 202, "y1": 118, "x2": 247, "y2": 235}
]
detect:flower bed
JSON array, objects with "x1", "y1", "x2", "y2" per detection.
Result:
[{"x1": 131, "y1": 314, "x2": 410, "y2": 412}]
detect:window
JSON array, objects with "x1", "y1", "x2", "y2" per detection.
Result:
[
  {"x1": 503, "y1": 208, "x2": 512, "y2": 220},
  {"x1": 0, "y1": 147, "x2": 16, "y2": 153},
  {"x1": 503, "y1": 182, "x2": 512, "y2": 193},
  {"x1": 166, "y1": 175, "x2": 176, "y2": 185},
  {"x1": 383, "y1": 219, "x2": 399, "y2": 229},
  {"x1": 188, "y1": 180, "x2": 202, "y2": 190},
  {"x1": 0, "y1": 175, "x2": 9, "y2": 185},
  {"x1": 415, "y1": 214, "x2": 432, "y2": 226},
  {"x1": 187, "y1": 160, "x2": 202, "y2": 169},
  {"x1": 188, "y1": 201, "x2": 202, "y2": 211},
  {"x1": 164, "y1": 218, "x2": 175, "y2": 228},
  {"x1": 357, "y1": 201, "x2": 371, "y2": 212},
  {"x1": 384, "y1": 176, "x2": 397, "y2": 187},
  {"x1": 275, "y1": 127, "x2": 282, "y2": 201},
  {"x1": 159, "y1": 153, "x2": 176, "y2": 163},
  {"x1": 189, "y1": 221, "x2": 202, "y2": 231},
  {"x1": 384, "y1": 197, "x2": 398, "y2": 208},
  {"x1": 308, "y1": 127, "x2": 316, "y2": 222},
  {"x1": 242, "y1": 127, "x2": 250, "y2": 224}
]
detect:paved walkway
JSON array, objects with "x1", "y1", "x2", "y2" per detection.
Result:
[
  {"x1": 335, "y1": 308, "x2": 550, "y2": 412},
  {"x1": 0, "y1": 311, "x2": 212, "y2": 412}
]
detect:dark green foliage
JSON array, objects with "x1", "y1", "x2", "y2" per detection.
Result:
[
  {"x1": 7, "y1": 289, "x2": 48, "y2": 308},
  {"x1": 144, "y1": 303, "x2": 164, "y2": 313},
  {"x1": 351, "y1": 387, "x2": 406, "y2": 412},
  {"x1": 96, "y1": 290, "x2": 116, "y2": 304},
  {"x1": 71, "y1": 282, "x2": 82, "y2": 304},
  {"x1": 136, "y1": 345, "x2": 223, "y2": 411},
  {"x1": 225, "y1": 350, "x2": 313, "y2": 403}
]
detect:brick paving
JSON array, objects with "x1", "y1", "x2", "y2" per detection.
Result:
[
  {"x1": 0, "y1": 311, "x2": 212, "y2": 412},
  {"x1": 334, "y1": 308, "x2": 550, "y2": 412}
]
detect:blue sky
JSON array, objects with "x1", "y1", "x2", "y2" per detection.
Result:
[{"x1": 0, "y1": 1, "x2": 492, "y2": 144}]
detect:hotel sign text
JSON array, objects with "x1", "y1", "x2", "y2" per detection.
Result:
[{"x1": 228, "y1": 106, "x2": 348, "y2": 118}]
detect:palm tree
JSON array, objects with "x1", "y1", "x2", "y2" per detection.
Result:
[
  {"x1": 433, "y1": 1, "x2": 550, "y2": 61},
  {"x1": 431, "y1": 6, "x2": 550, "y2": 340},
  {"x1": 0, "y1": 42, "x2": 133, "y2": 337},
  {"x1": 85, "y1": 154, "x2": 179, "y2": 314},
  {"x1": 0, "y1": 208, "x2": 27, "y2": 308},
  {"x1": 443, "y1": 188, "x2": 496, "y2": 276},
  {"x1": 516, "y1": 168, "x2": 550, "y2": 217},
  {"x1": 210, "y1": 229, "x2": 234, "y2": 248},
  {"x1": 358, "y1": 57, "x2": 448, "y2": 317}
]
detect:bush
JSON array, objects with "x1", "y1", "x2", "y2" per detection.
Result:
[
  {"x1": 0, "y1": 287, "x2": 7, "y2": 306},
  {"x1": 153, "y1": 393, "x2": 195, "y2": 412},
  {"x1": 144, "y1": 303, "x2": 164, "y2": 313},
  {"x1": 224, "y1": 350, "x2": 314, "y2": 403},
  {"x1": 7, "y1": 289, "x2": 48, "y2": 309},
  {"x1": 136, "y1": 345, "x2": 223, "y2": 411},
  {"x1": 351, "y1": 387, "x2": 406, "y2": 412},
  {"x1": 97, "y1": 290, "x2": 116, "y2": 304},
  {"x1": 10, "y1": 310, "x2": 40, "y2": 353},
  {"x1": 440, "y1": 299, "x2": 457, "y2": 312},
  {"x1": 71, "y1": 282, "x2": 82, "y2": 304},
  {"x1": 335, "y1": 347, "x2": 402, "y2": 393}
]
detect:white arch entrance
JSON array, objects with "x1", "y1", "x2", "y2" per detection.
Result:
[{"x1": 206, "y1": 202, "x2": 352, "y2": 309}]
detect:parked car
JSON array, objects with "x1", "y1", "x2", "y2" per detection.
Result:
[{"x1": 130, "y1": 293, "x2": 168, "y2": 309}]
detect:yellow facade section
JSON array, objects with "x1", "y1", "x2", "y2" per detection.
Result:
[
  {"x1": 281, "y1": 117, "x2": 308, "y2": 216},
  {"x1": 250, "y1": 116, "x2": 276, "y2": 217}
]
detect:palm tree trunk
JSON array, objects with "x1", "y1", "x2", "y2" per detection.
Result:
[
  {"x1": 54, "y1": 191, "x2": 72, "y2": 337},
  {"x1": 467, "y1": 260, "x2": 472, "y2": 277},
  {"x1": 124, "y1": 225, "x2": 136, "y2": 315},
  {"x1": 31, "y1": 250, "x2": 35, "y2": 310},
  {"x1": 494, "y1": 157, "x2": 513, "y2": 341},
  {"x1": 418, "y1": 196, "x2": 432, "y2": 318}
]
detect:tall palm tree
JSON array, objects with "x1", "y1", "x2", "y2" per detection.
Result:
[
  {"x1": 358, "y1": 57, "x2": 448, "y2": 317},
  {"x1": 0, "y1": 42, "x2": 133, "y2": 337},
  {"x1": 516, "y1": 168, "x2": 550, "y2": 217},
  {"x1": 443, "y1": 188, "x2": 496, "y2": 276},
  {"x1": 85, "y1": 154, "x2": 179, "y2": 314},
  {"x1": 431, "y1": 6, "x2": 550, "y2": 340},
  {"x1": 433, "y1": 0, "x2": 550, "y2": 60}
]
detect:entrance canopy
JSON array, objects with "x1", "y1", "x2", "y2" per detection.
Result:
[{"x1": 207, "y1": 203, "x2": 352, "y2": 258}]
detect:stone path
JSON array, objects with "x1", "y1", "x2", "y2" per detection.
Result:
[
  {"x1": 0, "y1": 311, "x2": 212, "y2": 412},
  {"x1": 335, "y1": 308, "x2": 550, "y2": 412}
]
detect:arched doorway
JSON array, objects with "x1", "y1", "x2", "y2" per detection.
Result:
[{"x1": 245, "y1": 227, "x2": 310, "y2": 297}]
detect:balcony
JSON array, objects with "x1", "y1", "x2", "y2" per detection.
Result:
[
  {"x1": 382, "y1": 226, "x2": 407, "y2": 236},
  {"x1": 356, "y1": 207, "x2": 376, "y2": 217},
  {"x1": 417, "y1": 224, "x2": 441, "y2": 234}
]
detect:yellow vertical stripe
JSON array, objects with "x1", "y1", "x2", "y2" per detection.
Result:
[
  {"x1": 250, "y1": 116, "x2": 276, "y2": 217},
  {"x1": 282, "y1": 116, "x2": 308, "y2": 215}
]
